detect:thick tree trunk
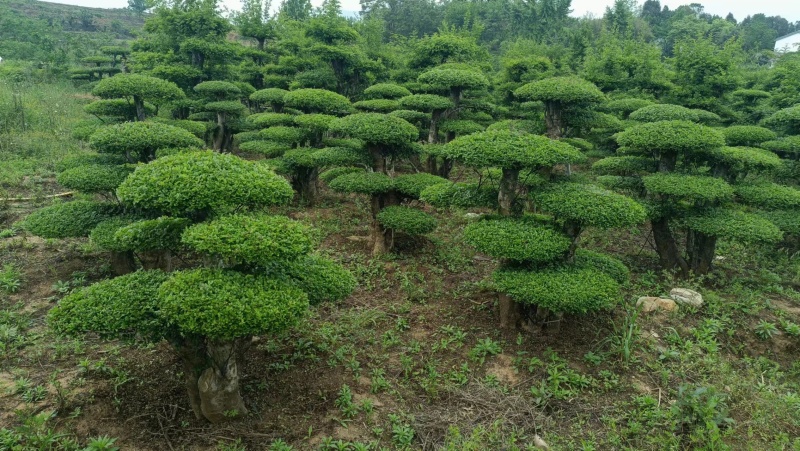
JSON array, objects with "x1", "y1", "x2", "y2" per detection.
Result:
[
  {"x1": 426, "y1": 155, "x2": 438, "y2": 175},
  {"x1": 658, "y1": 152, "x2": 678, "y2": 173},
  {"x1": 561, "y1": 221, "x2": 583, "y2": 263},
  {"x1": 110, "y1": 251, "x2": 136, "y2": 276},
  {"x1": 175, "y1": 338, "x2": 249, "y2": 423},
  {"x1": 139, "y1": 250, "x2": 173, "y2": 272},
  {"x1": 214, "y1": 113, "x2": 226, "y2": 152},
  {"x1": 651, "y1": 218, "x2": 689, "y2": 276},
  {"x1": 133, "y1": 95, "x2": 146, "y2": 122},
  {"x1": 498, "y1": 168, "x2": 520, "y2": 216},
  {"x1": 543, "y1": 102, "x2": 563, "y2": 139},
  {"x1": 438, "y1": 158, "x2": 453, "y2": 179},
  {"x1": 498, "y1": 293, "x2": 524, "y2": 330},
  {"x1": 294, "y1": 168, "x2": 319, "y2": 206},
  {"x1": 687, "y1": 230, "x2": 717, "y2": 275},
  {"x1": 370, "y1": 194, "x2": 390, "y2": 255},
  {"x1": 370, "y1": 146, "x2": 386, "y2": 174}
]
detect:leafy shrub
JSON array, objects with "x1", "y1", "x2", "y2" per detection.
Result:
[
  {"x1": 22, "y1": 201, "x2": 112, "y2": 238},
  {"x1": 629, "y1": 104, "x2": 699, "y2": 122},
  {"x1": 419, "y1": 182, "x2": 498, "y2": 209},
  {"x1": 89, "y1": 217, "x2": 137, "y2": 251},
  {"x1": 115, "y1": 217, "x2": 191, "y2": 252},
  {"x1": 158, "y1": 269, "x2": 308, "y2": 340},
  {"x1": 535, "y1": 183, "x2": 647, "y2": 229},
  {"x1": 353, "y1": 99, "x2": 400, "y2": 113},
  {"x1": 363, "y1": 83, "x2": 411, "y2": 100},
  {"x1": 643, "y1": 174, "x2": 733, "y2": 203},
  {"x1": 683, "y1": 209, "x2": 783, "y2": 243},
  {"x1": 116, "y1": 151, "x2": 293, "y2": 215},
  {"x1": 443, "y1": 130, "x2": 585, "y2": 169},
  {"x1": 238, "y1": 140, "x2": 290, "y2": 157},
  {"x1": 49, "y1": 270, "x2": 171, "y2": 341},
  {"x1": 376, "y1": 206, "x2": 437, "y2": 235},
  {"x1": 182, "y1": 214, "x2": 313, "y2": 267},
  {"x1": 278, "y1": 254, "x2": 356, "y2": 305},
  {"x1": 722, "y1": 126, "x2": 776, "y2": 147},
  {"x1": 735, "y1": 182, "x2": 800, "y2": 209},
  {"x1": 283, "y1": 88, "x2": 351, "y2": 115},
  {"x1": 56, "y1": 164, "x2": 133, "y2": 193},
  {"x1": 328, "y1": 171, "x2": 394, "y2": 195},
  {"x1": 89, "y1": 122, "x2": 204, "y2": 161},
  {"x1": 493, "y1": 266, "x2": 619, "y2": 314},
  {"x1": 393, "y1": 173, "x2": 448, "y2": 198},
  {"x1": 463, "y1": 218, "x2": 570, "y2": 262},
  {"x1": 319, "y1": 167, "x2": 364, "y2": 183}
]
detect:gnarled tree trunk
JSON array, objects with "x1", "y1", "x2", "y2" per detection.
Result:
[
  {"x1": 651, "y1": 218, "x2": 690, "y2": 277},
  {"x1": 133, "y1": 95, "x2": 146, "y2": 122},
  {"x1": 498, "y1": 168, "x2": 520, "y2": 216},
  {"x1": 110, "y1": 251, "x2": 136, "y2": 276},
  {"x1": 293, "y1": 168, "x2": 319, "y2": 206},
  {"x1": 687, "y1": 230, "x2": 717, "y2": 275},
  {"x1": 174, "y1": 337, "x2": 249, "y2": 423},
  {"x1": 543, "y1": 102, "x2": 563, "y2": 139}
]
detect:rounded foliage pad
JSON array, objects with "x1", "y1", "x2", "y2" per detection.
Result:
[
  {"x1": 535, "y1": 183, "x2": 647, "y2": 229},
  {"x1": 464, "y1": 218, "x2": 570, "y2": 263},
  {"x1": 616, "y1": 121, "x2": 724, "y2": 154},
  {"x1": 56, "y1": 164, "x2": 133, "y2": 193},
  {"x1": 493, "y1": 266, "x2": 619, "y2": 314},
  {"x1": 278, "y1": 254, "x2": 356, "y2": 305},
  {"x1": 628, "y1": 104, "x2": 699, "y2": 123},
  {"x1": 90, "y1": 122, "x2": 204, "y2": 159},
  {"x1": 376, "y1": 206, "x2": 437, "y2": 235},
  {"x1": 328, "y1": 171, "x2": 394, "y2": 195},
  {"x1": 443, "y1": 130, "x2": 585, "y2": 169},
  {"x1": 329, "y1": 113, "x2": 418, "y2": 147},
  {"x1": 23, "y1": 201, "x2": 112, "y2": 238},
  {"x1": 117, "y1": 151, "x2": 293, "y2": 215},
  {"x1": 643, "y1": 173, "x2": 733, "y2": 203},
  {"x1": 159, "y1": 269, "x2": 308, "y2": 340},
  {"x1": 115, "y1": 217, "x2": 191, "y2": 252},
  {"x1": 49, "y1": 270, "x2": 171, "y2": 341},
  {"x1": 514, "y1": 76, "x2": 605, "y2": 105},
  {"x1": 684, "y1": 209, "x2": 783, "y2": 243},
  {"x1": 182, "y1": 214, "x2": 313, "y2": 267}
]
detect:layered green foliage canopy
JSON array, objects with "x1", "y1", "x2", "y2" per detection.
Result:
[{"x1": 443, "y1": 130, "x2": 585, "y2": 169}]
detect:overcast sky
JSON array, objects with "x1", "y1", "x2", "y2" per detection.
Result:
[{"x1": 48, "y1": 0, "x2": 800, "y2": 24}]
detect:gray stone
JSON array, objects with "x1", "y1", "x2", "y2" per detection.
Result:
[
  {"x1": 670, "y1": 288, "x2": 703, "y2": 307},
  {"x1": 637, "y1": 296, "x2": 678, "y2": 313}
]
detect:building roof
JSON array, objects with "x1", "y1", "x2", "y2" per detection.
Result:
[{"x1": 776, "y1": 30, "x2": 800, "y2": 42}]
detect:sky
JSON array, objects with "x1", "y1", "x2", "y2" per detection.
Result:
[{"x1": 45, "y1": 0, "x2": 800, "y2": 24}]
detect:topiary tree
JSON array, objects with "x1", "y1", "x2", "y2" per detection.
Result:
[
  {"x1": 514, "y1": 76, "x2": 605, "y2": 139},
  {"x1": 49, "y1": 151, "x2": 355, "y2": 424},
  {"x1": 398, "y1": 94, "x2": 454, "y2": 173},
  {"x1": 250, "y1": 88, "x2": 288, "y2": 112},
  {"x1": 722, "y1": 125, "x2": 777, "y2": 147},
  {"x1": 628, "y1": 104, "x2": 700, "y2": 123},
  {"x1": 326, "y1": 113, "x2": 433, "y2": 254},
  {"x1": 194, "y1": 81, "x2": 246, "y2": 152},
  {"x1": 763, "y1": 105, "x2": 800, "y2": 136},
  {"x1": 611, "y1": 120, "x2": 783, "y2": 276},
  {"x1": 92, "y1": 74, "x2": 185, "y2": 121},
  {"x1": 89, "y1": 121, "x2": 205, "y2": 163},
  {"x1": 440, "y1": 130, "x2": 585, "y2": 215}
]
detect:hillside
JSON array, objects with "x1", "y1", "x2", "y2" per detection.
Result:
[{"x1": 0, "y1": 0, "x2": 143, "y2": 66}]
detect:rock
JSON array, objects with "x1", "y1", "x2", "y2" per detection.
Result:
[
  {"x1": 346, "y1": 235, "x2": 368, "y2": 242},
  {"x1": 464, "y1": 212, "x2": 482, "y2": 220},
  {"x1": 636, "y1": 296, "x2": 677, "y2": 313},
  {"x1": 670, "y1": 288, "x2": 703, "y2": 307},
  {"x1": 533, "y1": 435, "x2": 550, "y2": 450}
]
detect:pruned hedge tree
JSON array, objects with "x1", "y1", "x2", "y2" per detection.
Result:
[
  {"x1": 605, "y1": 120, "x2": 784, "y2": 276},
  {"x1": 92, "y1": 73, "x2": 185, "y2": 122},
  {"x1": 514, "y1": 76, "x2": 605, "y2": 139},
  {"x1": 425, "y1": 129, "x2": 644, "y2": 330},
  {"x1": 194, "y1": 81, "x2": 247, "y2": 152},
  {"x1": 326, "y1": 113, "x2": 441, "y2": 254},
  {"x1": 46, "y1": 150, "x2": 355, "y2": 424}
]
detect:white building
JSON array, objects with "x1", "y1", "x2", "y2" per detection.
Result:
[{"x1": 775, "y1": 31, "x2": 800, "y2": 53}]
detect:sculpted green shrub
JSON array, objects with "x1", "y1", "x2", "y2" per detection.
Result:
[
  {"x1": 735, "y1": 182, "x2": 800, "y2": 209},
  {"x1": 22, "y1": 201, "x2": 112, "y2": 239},
  {"x1": 463, "y1": 218, "x2": 570, "y2": 263},
  {"x1": 722, "y1": 126, "x2": 777, "y2": 147},
  {"x1": 319, "y1": 166, "x2": 364, "y2": 183},
  {"x1": 49, "y1": 270, "x2": 171, "y2": 340},
  {"x1": 250, "y1": 88, "x2": 288, "y2": 112},
  {"x1": 117, "y1": 151, "x2": 293, "y2": 216},
  {"x1": 48, "y1": 147, "x2": 353, "y2": 425},
  {"x1": 684, "y1": 210, "x2": 782, "y2": 244},
  {"x1": 90, "y1": 122, "x2": 204, "y2": 163},
  {"x1": 363, "y1": 83, "x2": 411, "y2": 100},
  {"x1": 393, "y1": 173, "x2": 449, "y2": 198},
  {"x1": 182, "y1": 214, "x2": 313, "y2": 267},
  {"x1": 328, "y1": 172, "x2": 394, "y2": 195},
  {"x1": 629, "y1": 104, "x2": 701, "y2": 123},
  {"x1": 92, "y1": 74, "x2": 185, "y2": 121},
  {"x1": 514, "y1": 76, "x2": 605, "y2": 138},
  {"x1": 763, "y1": 105, "x2": 800, "y2": 135},
  {"x1": 89, "y1": 217, "x2": 137, "y2": 252},
  {"x1": 284, "y1": 88, "x2": 351, "y2": 115},
  {"x1": 238, "y1": 140, "x2": 290, "y2": 157},
  {"x1": 56, "y1": 165, "x2": 134, "y2": 194},
  {"x1": 602, "y1": 98, "x2": 654, "y2": 118},
  {"x1": 419, "y1": 182, "x2": 499, "y2": 209},
  {"x1": 376, "y1": 206, "x2": 437, "y2": 236},
  {"x1": 493, "y1": 266, "x2": 619, "y2": 314},
  {"x1": 353, "y1": 99, "x2": 400, "y2": 113},
  {"x1": 115, "y1": 217, "x2": 192, "y2": 252}
]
